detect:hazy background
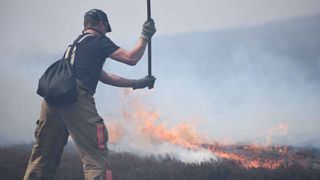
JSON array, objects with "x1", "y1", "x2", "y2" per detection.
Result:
[{"x1": 0, "y1": 0, "x2": 319, "y2": 149}]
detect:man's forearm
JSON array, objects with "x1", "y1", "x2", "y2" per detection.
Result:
[
  {"x1": 130, "y1": 38, "x2": 148, "y2": 63},
  {"x1": 99, "y1": 70, "x2": 135, "y2": 88},
  {"x1": 110, "y1": 39, "x2": 147, "y2": 66}
]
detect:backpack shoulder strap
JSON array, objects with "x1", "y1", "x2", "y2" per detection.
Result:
[{"x1": 64, "y1": 33, "x2": 94, "y2": 65}]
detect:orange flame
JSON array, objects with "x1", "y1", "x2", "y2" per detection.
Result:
[{"x1": 104, "y1": 90, "x2": 317, "y2": 169}]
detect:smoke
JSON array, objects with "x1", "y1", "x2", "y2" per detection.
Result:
[
  {"x1": 0, "y1": 13, "x2": 319, "y2": 155},
  {"x1": 103, "y1": 89, "x2": 216, "y2": 162},
  {"x1": 147, "y1": 15, "x2": 320, "y2": 146},
  {"x1": 102, "y1": 90, "x2": 296, "y2": 164}
]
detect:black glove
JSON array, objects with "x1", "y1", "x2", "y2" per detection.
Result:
[
  {"x1": 132, "y1": 76, "x2": 156, "y2": 90},
  {"x1": 141, "y1": 19, "x2": 156, "y2": 41}
]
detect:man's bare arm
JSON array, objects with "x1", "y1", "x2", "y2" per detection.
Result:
[
  {"x1": 99, "y1": 69, "x2": 135, "y2": 87},
  {"x1": 109, "y1": 19, "x2": 156, "y2": 66},
  {"x1": 110, "y1": 38, "x2": 147, "y2": 66},
  {"x1": 99, "y1": 70, "x2": 156, "y2": 89}
]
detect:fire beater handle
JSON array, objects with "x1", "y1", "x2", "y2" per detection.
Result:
[{"x1": 147, "y1": 0, "x2": 153, "y2": 88}]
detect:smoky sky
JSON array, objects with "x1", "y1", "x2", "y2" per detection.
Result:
[
  {"x1": 1, "y1": 0, "x2": 320, "y2": 60},
  {"x1": 146, "y1": 15, "x2": 320, "y2": 145},
  {"x1": 99, "y1": 15, "x2": 320, "y2": 146},
  {"x1": 0, "y1": 1, "x2": 320, "y2": 147}
]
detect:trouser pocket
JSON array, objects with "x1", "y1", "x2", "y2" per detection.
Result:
[{"x1": 95, "y1": 119, "x2": 109, "y2": 150}]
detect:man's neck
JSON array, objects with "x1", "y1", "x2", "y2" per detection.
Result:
[
  {"x1": 83, "y1": 28, "x2": 104, "y2": 36},
  {"x1": 84, "y1": 29, "x2": 99, "y2": 36}
]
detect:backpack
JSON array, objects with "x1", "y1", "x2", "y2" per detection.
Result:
[{"x1": 36, "y1": 33, "x2": 93, "y2": 105}]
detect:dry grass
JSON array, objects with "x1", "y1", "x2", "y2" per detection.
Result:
[{"x1": 0, "y1": 143, "x2": 319, "y2": 180}]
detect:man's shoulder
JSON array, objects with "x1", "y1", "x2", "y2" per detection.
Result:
[
  {"x1": 98, "y1": 35, "x2": 112, "y2": 42},
  {"x1": 85, "y1": 34, "x2": 113, "y2": 44},
  {"x1": 74, "y1": 34, "x2": 105, "y2": 47},
  {"x1": 76, "y1": 33, "x2": 118, "y2": 50},
  {"x1": 99, "y1": 36, "x2": 118, "y2": 48}
]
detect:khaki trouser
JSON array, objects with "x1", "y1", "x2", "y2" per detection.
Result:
[{"x1": 24, "y1": 83, "x2": 112, "y2": 180}]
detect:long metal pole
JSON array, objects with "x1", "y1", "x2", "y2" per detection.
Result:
[{"x1": 147, "y1": 0, "x2": 152, "y2": 77}]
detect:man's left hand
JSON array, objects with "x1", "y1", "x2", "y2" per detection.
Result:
[{"x1": 132, "y1": 76, "x2": 156, "y2": 89}]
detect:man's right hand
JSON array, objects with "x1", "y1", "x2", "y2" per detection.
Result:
[
  {"x1": 141, "y1": 19, "x2": 156, "y2": 41},
  {"x1": 132, "y1": 76, "x2": 156, "y2": 90}
]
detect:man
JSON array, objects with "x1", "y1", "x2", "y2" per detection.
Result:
[{"x1": 24, "y1": 9, "x2": 156, "y2": 180}]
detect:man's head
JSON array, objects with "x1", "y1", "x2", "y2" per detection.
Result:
[{"x1": 84, "y1": 9, "x2": 111, "y2": 34}]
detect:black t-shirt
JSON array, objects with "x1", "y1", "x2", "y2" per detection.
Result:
[{"x1": 73, "y1": 34, "x2": 119, "y2": 94}]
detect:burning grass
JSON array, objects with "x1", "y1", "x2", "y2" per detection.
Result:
[
  {"x1": 3, "y1": 91, "x2": 319, "y2": 179},
  {"x1": 105, "y1": 90, "x2": 320, "y2": 170},
  {"x1": 0, "y1": 143, "x2": 320, "y2": 180},
  {"x1": 204, "y1": 143, "x2": 320, "y2": 169}
]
